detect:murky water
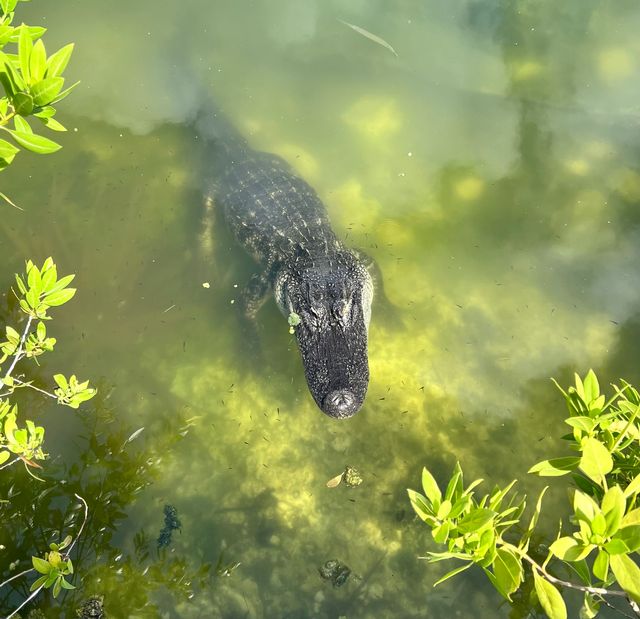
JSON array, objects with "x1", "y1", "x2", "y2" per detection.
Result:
[{"x1": 1, "y1": 0, "x2": 640, "y2": 617}]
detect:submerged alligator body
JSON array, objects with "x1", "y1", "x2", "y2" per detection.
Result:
[{"x1": 199, "y1": 110, "x2": 373, "y2": 419}]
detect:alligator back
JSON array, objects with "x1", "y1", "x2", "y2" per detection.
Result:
[{"x1": 214, "y1": 148, "x2": 339, "y2": 273}]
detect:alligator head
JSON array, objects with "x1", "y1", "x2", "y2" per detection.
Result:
[{"x1": 275, "y1": 252, "x2": 373, "y2": 419}]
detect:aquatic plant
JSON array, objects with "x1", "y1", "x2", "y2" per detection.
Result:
[{"x1": 409, "y1": 370, "x2": 640, "y2": 619}]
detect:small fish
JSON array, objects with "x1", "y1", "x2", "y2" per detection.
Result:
[
  {"x1": 122, "y1": 427, "x2": 145, "y2": 449},
  {"x1": 339, "y1": 19, "x2": 398, "y2": 57}
]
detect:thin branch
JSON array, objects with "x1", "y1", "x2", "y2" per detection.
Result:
[
  {"x1": 0, "y1": 456, "x2": 19, "y2": 472},
  {"x1": 12, "y1": 378, "x2": 57, "y2": 400},
  {"x1": 5, "y1": 584, "x2": 43, "y2": 619},
  {"x1": 66, "y1": 494, "x2": 88, "y2": 556},
  {"x1": 1, "y1": 315, "x2": 33, "y2": 387},
  {"x1": 516, "y1": 549, "x2": 628, "y2": 598},
  {"x1": 0, "y1": 566, "x2": 34, "y2": 589}
]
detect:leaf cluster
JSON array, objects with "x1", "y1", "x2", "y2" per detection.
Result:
[
  {"x1": 30, "y1": 535, "x2": 75, "y2": 598},
  {"x1": 0, "y1": 0, "x2": 76, "y2": 176},
  {"x1": 1, "y1": 257, "x2": 95, "y2": 470},
  {"x1": 408, "y1": 370, "x2": 640, "y2": 619}
]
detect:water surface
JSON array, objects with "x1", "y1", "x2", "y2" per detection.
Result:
[{"x1": 2, "y1": 0, "x2": 640, "y2": 617}]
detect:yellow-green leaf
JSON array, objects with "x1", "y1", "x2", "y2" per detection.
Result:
[
  {"x1": 29, "y1": 38, "x2": 46, "y2": 83},
  {"x1": 579, "y1": 438, "x2": 613, "y2": 485},
  {"x1": 533, "y1": 571, "x2": 567, "y2": 619},
  {"x1": 8, "y1": 129, "x2": 61, "y2": 154},
  {"x1": 609, "y1": 553, "x2": 640, "y2": 602},
  {"x1": 46, "y1": 43, "x2": 73, "y2": 78}
]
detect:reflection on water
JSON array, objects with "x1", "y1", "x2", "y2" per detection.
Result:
[{"x1": 1, "y1": 0, "x2": 640, "y2": 616}]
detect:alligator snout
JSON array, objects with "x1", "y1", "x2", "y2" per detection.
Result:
[{"x1": 323, "y1": 389, "x2": 359, "y2": 418}]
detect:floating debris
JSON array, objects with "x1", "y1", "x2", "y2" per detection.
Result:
[
  {"x1": 157, "y1": 504, "x2": 182, "y2": 549},
  {"x1": 326, "y1": 466, "x2": 363, "y2": 488},
  {"x1": 202, "y1": 282, "x2": 210, "y2": 288},
  {"x1": 339, "y1": 19, "x2": 398, "y2": 57},
  {"x1": 343, "y1": 466, "x2": 363, "y2": 488},
  {"x1": 76, "y1": 595, "x2": 104, "y2": 619},
  {"x1": 319, "y1": 559, "x2": 351, "y2": 587},
  {"x1": 326, "y1": 473, "x2": 344, "y2": 488}
]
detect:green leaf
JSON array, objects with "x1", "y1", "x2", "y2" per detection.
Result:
[
  {"x1": 407, "y1": 489, "x2": 434, "y2": 523},
  {"x1": 457, "y1": 508, "x2": 495, "y2": 534},
  {"x1": 43, "y1": 287, "x2": 75, "y2": 306},
  {"x1": 29, "y1": 38, "x2": 46, "y2": 83},
  {"x1": 609, "y1": 553, "x2": 640, "y2": 602},
  {"x1": 30, "y1": 76, "x2": 63, "y2": 106},
  {"x1": 29, "y1": 574, "x2": 48, "y2": 592},
  {"x1": 0, "y1": 138, "x2": 18, "y2": 159},
  {"x1": 53, "y1": 374, "x2": 67, "y2": 390},
  {"x1": 12, "y1": 91, "x2": 32, "y2": 115},
  {"x1": 50, "y1": 79, "x2": 79, "y2": 104},
  {"x1": 573, "y1": 490, "x2": 598, "y2": 523},
  {"x1": 0, "y1": 450, "x2": 10, "y2": 465},
  {"x1": 579, "y1": 437, "x2": 613, "y2": 485},
  {"x1": 601, "y1": 486, "x2": 625, "y2": 536},
  {"x1": 8, "y1": 129, "x2": 60, "y2": 154},
  {"x1": 421, "y1": 467, "x2": 442, "y2": 505},
  {"x1": 580, "y1": 593, "x2": 599, "y2": 619},
  {"x1": 549, "y1": 537, "x2": 593, "y2": 561},
  {"x1": 42, "y1": 117, "x2": 66, "y2": 132},
  {"x1": 18, "y1": 24, "x2": 32, "y2": 83},
  {"x1": 622, "y1": 508, "x2": 640, "y2": 527},
  {"x1": 433, "y1": 562, "x2": 472, "y2": 587},
  {"x1": 31, "y1": 556, "x2": 51, "y2": 574},
  {"x1": 582, "y1": 370, "x2": 600, "y2": 404},
  {"x1": 52, "y1": 578, "x2": 61, "y2": 598},
  {"x1": 604, "y1": 538, "x2": 629, "y2": 555},
  {"x1": 492, "y1": 547, "x2": 522, "y2": 600},
  {"x1": 444, "y1": 462, "x2": 462, "y2": 503},
  {"x1": 624, "y1": 473, "x2": 640, "y2": 498},
  {"x1": 46, "y1": 43, "x2": 73, "y2": 78},
  {"x1": 528, "y1": 457, "x2": 580, "y2": 476},
  {"x1": 432, "y1": 520, "x2": 450, "y2": 544},
  {"x1": 13, "y1": 114, "x2": 31, "y2": 133},
  {"x1": 592, "y1": 549, "x2": 609, "y2": 581},
  {"x1": 614, "y1": 525, "x2": 640, "y2": 553},
  {"x1": 564, "y1": 416, "x2": 596, "y2": 433},
  {"x1": 533, "y1": 571, "x2": 567, "y2": 619},
  {"x1": 520, "y1": 486, "x2": 548, "y2": 551},
  {"x1": 59, "y1": 576, "x2": 75, "y2": 590},
  {"x1": 45, "y1": 273, "x2": 74, "y2": 295},
  {"x1": 33, "y1": 105, "x2": 56, "y2": 118}
]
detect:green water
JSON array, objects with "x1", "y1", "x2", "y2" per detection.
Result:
[{"x1": 2, "y1": 0, "x2": 640, "y2": 617}]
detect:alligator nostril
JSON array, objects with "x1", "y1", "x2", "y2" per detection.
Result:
[{"x1": 323, "y1": 390, "x2": 359, "y2": 419}]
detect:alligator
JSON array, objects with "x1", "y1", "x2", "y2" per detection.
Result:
[{"x1": 197, "y1": 108, "x2": 374, "y2": 419}]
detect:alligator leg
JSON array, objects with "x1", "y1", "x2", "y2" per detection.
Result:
[
  {"x1": 240, "y1": 270, "x2": 271, "y2": 320},
  {"x1": 354, "y1": 249, "x2": 399, "y2": 322}
]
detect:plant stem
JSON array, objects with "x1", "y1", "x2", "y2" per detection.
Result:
[
  {"x1": 66, "y1": 493, "x2": 88, "y2": 555},
  {"x1": 0, "y1": 566, "x2": 34, "y2": 589},
  {"x1": 508, "y1": 544, "x2": 628, "y2": 598},
  {"x1": 5, "y1": 584, "x2": 43, "y2": 619},
  {"x1": 12, "y1": 377, "x2": 57, "y2": 399},
  {"x1": 1, "y1": 315, "x2": 33, "y2": 387},
  {"x1": 0, "y1": 456, "x2": 19, "y2": 471}
]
